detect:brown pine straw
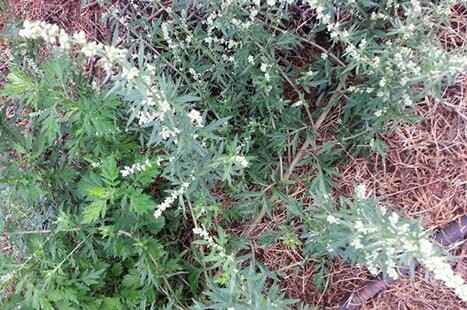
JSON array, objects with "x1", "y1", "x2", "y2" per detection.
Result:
[
  {"x1": 242, "y1": 73, "x2": 467, "y2": 309},
  {"x1": 23, "y1": 0, "x2": 110, "y2": 42},
  {"x1": 339, "y1": 215, "x2": 467, "y2": 310},
  {"x1": 239, "y1": 69, "x2": 467, "y2": 308},
  {"x1": 326, "y1": 73, "x2": 467, "y2": 309}
]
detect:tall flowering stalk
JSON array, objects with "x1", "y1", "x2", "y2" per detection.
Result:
[
  {"x1": 307, "y1": 185, "x2": 467, "y2": 301},
  {"x1": 17, "y1": 20, "x2": 204, "y2": 141},
  {"x1": 17, "y1": 20, "x2": 250, "y2": 222},
  {"x1": 153, "y1": 181, "x2": 190, "y2": 219}
]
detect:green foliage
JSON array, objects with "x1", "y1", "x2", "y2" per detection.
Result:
[
  {"x1": 303, "y1": 186, "x2": 430, "y2": 278},
  {"x1": 303, "y1": 185, "x2": 467, "y2": 300},
  {"x1": 1, "y1": 0, "x2": 467, "y2": 308},
  {"x1": 193, "y1": 264, "x2": 298, "y2": 309}
]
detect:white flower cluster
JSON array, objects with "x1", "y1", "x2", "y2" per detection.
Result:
[
  {"x1": 291, "y1": 100, "x2": 305, "y2": 107},
  {"x1": 326, "y1": 215, "x2": 338, "y2": 224},
  {"x1": 260, "y1": 63, "x2": 272, "y2": 81},
  {"x1": 134, "y1": 86, "x2": 176, "y2": 126},
  {"x1": 192, "y1": 226, "x2": 233, "y2": 261},
  {"x1": 418, "y1": 239, "x2": 467, "y2": 301},
  {"x1": 120, "y1": 158, "x2": 152, "y2": 177},
  {"x1": 355, "y1": 183, "x2": 367, "y2": 200},
  {"x1": 231, "y1": 155, "x2": 249, "y2": 168},
  {"x1": 230, "y1": 7, "x2": 258, "y2": 31},
  {"x1": 121, "y1": 66, "x2": 139, "y2": 80},
  {"x1": 153, "y1": 182, "x2": 190, "y2": 219},
  {"x1": 81, "y1": 41, "x2": 101, "y2": 57},
  {"x1": 100, "y1": 46, "x2": 128, "y2": 72},
  {"x1": 370, "y1": 12, "x2": 390, "y2": 21},
  {"x1": 304, "y1": 0, "x2": 333, "y2": 24},
  {"x1": 161, "y1": 126, "x2": 181, "y2": 142},
  {"x1": 374, "y1": 107, "x2": 388, "y2": 117},
  {"x1": 18, "y1": 20, "x2": 81, "y2": 50},
  {"x1": 354, "y1": 220, "x2": 378, "y2": 234},
  {"x1": 19, "y1": 20, "x2": 129, "y2": 72},
  {"x1": 161, "y1": 21, "x2": 176, "y2": 50},
  {"x1": 315, "y1": 0, "x2": 467, "y2": 113},
  {"x1": 198, "y1": 8, "x2": 254, "y2": 69},
  {"x1": 19, "y1": 20, "x2": 60, "y2": 43},
  {"x1": 29, "y1": 110, "x2": 44, "y2": 118},
  {"x1": 340, "y1": 203, "x2": 467, "y2": 301},
  {"x1": 192, "y1": 227, "x2": 224, "y2": 252},
  {"x1": 188, "y1": 68, "x2": 202, "y2": 80},
  {"x1": 364, "y1": 251, "x2": 380, "y2": 275},
  {"x1": 187, "y1": 109, "x2": 203, "y2": 127},
  {"x1": 350, "y1": 236, "x2": 364, "y2": 249},
  {"x1": 343, "y1": 208, "x2": 407, "y2": 278},
  {"x1": 22, "y1": 54, "x2": 41, "y2": 75}
]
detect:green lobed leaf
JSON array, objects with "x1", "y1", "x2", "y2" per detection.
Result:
[{"x1": 81, "y1": 200, "x2": 107, "y2": 224}]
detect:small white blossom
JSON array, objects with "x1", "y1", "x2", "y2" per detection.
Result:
[
  {"x1": 379, "y1": 78, "x2": 386, "y2": 88},
  {"x1": 379, "y1": 205, "x2": 387, "y2": 215},
  {"x1": 72, "y1": 31, "x2": 87, "y2": 45},
  {"x1": 81, "y1": 42, "x2": 103, "y2": 57},
  {"x1": 232, "y1": 155, "x2": 248, "y2": 168},
  {"x1": 419, "y1": 240, "x2": 467, "y2": 301},
  {"x1": 120, "y1": 158, "x2": 152, "y2": 177},
  {"x1": 147, "y1": 64, "x2": 156, "y2": 75},
  {"x1": 29, "y1": 110, "x2": 44, "y2": 118},
  {"x1": 161, "y1": 127, "x2": 180, "y2": 140},
  {"x1": 355, "y1": 184, "x2": 366, "y2": 200},
  {"x1": 121, "y1": 67, "x2": 139, "y2": 80},
  {"x1": 19, "y1": 20, "x2": 44, "y2": 39},
  {"x1": 58, "y1": 29, "x2": 71, "y2": 49},
  {"x1": 188, "y1": 109, "x2": 203, "y2": 127},
  {"x1": 154, "y1": 181, "x2": 191, "y2": 219},
  {"x1": 388, "y1": 267, "x2": 399, "y2": 279},
  {"x1": 192, "y1": 226, "x2": 228, "y2": 255},
  {"x1": 99, "y1": 46, "x2": 128, "y2": 71},
  {"x1": 157, "y1": 99, "x2": 171, "y2": 115},
  {"x1": 389, "y1": 212, "x2": 399, "y2": 225},
  {"x1": 0, "y1": 272, "x2": 13, "y2": 285},
  {"x1": 350, "y1": 236, "x2": 364, "y2": 249}
]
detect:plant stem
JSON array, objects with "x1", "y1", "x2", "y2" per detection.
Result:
[{"x1": 186, "y1": 198, "x2": 210, "y2": 283}]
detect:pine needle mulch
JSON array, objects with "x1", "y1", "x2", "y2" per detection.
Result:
[
  {"x1": 325, "y1": 7, "x2": 467, "y2": 308},
  {"x1": 252, "y1": 5, "x2": 467, "y2": 308},
  {"x1": 332, "y1": 75, "x2": 467, "y2": 310}
]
